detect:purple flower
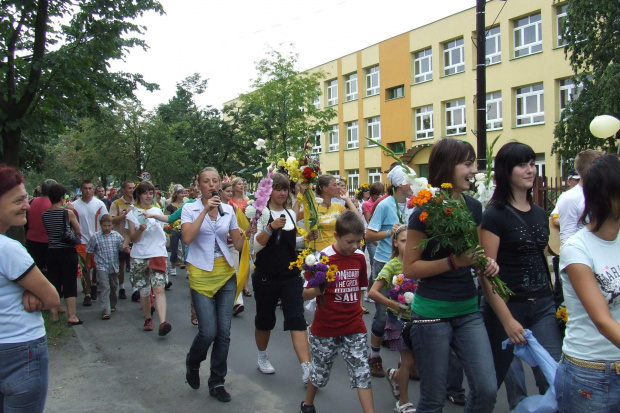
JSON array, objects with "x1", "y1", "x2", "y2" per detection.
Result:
[
  {"x1": 388, "y1": 289, "x2": 399, "y2": 300},
  {"x1": 315, "y1": 263, "x2": 328, "y2": 272}
]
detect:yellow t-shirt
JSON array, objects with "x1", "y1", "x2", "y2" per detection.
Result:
[
  {"x1": 307, "y1": 202, "x2": 346, "y2": 251},
  {"x1": 187, "y1": 257, "x2": 235, "y2": 298}
]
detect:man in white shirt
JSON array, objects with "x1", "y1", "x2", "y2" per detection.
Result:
[
  {"x1": 71, "y1": 180, "x2": 109, "y2": 306},
  {"x1": 557, "y1": 150, "x2": 604, "y2": 247}
]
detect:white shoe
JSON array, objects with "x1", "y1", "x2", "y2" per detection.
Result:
[
  {"x1": 394, "y1": 401, "x2": 416, "y2": 413},
  {"x1": 257, "y1": 354, "x2": 275, "y2": 374},
  {"x1": 169, "y1": 267, "x2": 177, "y2": 276},
  {"x1": 301, "y1": 361, "x2": 311, "y2": 384}
]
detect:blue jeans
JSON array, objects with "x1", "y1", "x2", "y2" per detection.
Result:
[
  {"x1": 186, "y1": 275, "x2": 236, "y2": 390},
  {"x1": 169, "y1": 230, "x2": 185, "y2": 264},
  {"x1": 409, "y1": 311, "x2": 497, "y2": 413},
  {"x1": 366, "y1": 242, "x2": 377, "y2": 281},
  {"x1": 481, "y1": 295, "x2": 562, "y2": 392},
  {"x1": 370, "y1": 260, "x2": 388, "y2": 338},
  {"x1": 555, "y1": 357, "x2": 620, "y2": 413},
  {"x1": 0, "y1": 336, "x2": 49, "y2": 413}
]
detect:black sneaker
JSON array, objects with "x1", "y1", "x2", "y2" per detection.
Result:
[
  {"x1": 186, "y1": 366, "x2": 200, "y2": 389},
  {"x1": 300, "y1": 401, "x2": 316, "y2": 413},
  {"x1": 131, "y1": 290, "x2": 140, "y2": 302},
  {"x1": 83, "y1": 295, "x2": 92, "y2": 307},
  {"x1": 119, "y1": 288, "x2": 127, "y2": 299},
  {"x1": 165, "y1": 281, "x2": 172, "y2": 290},
  {"x1": 209, "y1": 385, "x2": 231, "y2": 402},
  {"x1": 90, "y1": 285, "x2": 98, "y2": 301},
  {"x1": 447, "y1": 394, "x2": 467, "y2": 406}
]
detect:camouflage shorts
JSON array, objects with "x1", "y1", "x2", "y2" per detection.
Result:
[
  {"x1": 129, "y1": 258, "x2": 168, "y2": 290},
  {"x1": 309, "y1": 332, "x2": 371, "y2": 389}
]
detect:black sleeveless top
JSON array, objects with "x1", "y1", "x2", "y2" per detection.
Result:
[{"x1": 255, "y1": 208, "x2": 300, "y2": 277}]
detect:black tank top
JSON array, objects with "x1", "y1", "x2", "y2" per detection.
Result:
[{"x1": 255, "y1": 208, "x2": 300, "y2": 277}]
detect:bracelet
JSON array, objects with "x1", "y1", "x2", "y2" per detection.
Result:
[
  {"x1": 386, "y1": 229, "x2": 391, "y2": 239},
  {"x1": 446, "y1": 257, "x2": 454, "y2": 270},
  {"x1": 448, "y1": 253, "x2": 459, "y2": 270},
  {"x1": 263, "y1": 228, "x2": 273, "y2": 236}
]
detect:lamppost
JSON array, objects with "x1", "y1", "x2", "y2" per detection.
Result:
[{"x1": 590, "y1": 115, "x2": 620, "y2": 153}]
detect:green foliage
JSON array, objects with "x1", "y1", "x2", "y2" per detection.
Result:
[
  {"x1": 0, "y1": 0, "x2": 164, "y2": 168},
  {"x1": 552, "y1": 0, "x2": 620, "y2": 163},
  {"x1": 230, "y1": 46, "x2": 337, "y2": 162}
]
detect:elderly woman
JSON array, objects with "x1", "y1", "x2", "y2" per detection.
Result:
[
  {"x1": 0, "y1": 165, "x2": 60, "y2": 413},
  {"x1": 181, "y1": 167, "x2": 255, "y2": 403}
]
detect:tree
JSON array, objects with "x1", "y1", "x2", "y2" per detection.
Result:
[
  {"x1": 232, "y1": 46, "x2": 337, "y2": 161},
  {"x1": 552, "y1": 0, "x2": 620, "y2": 165},
  {"x1": 0, "y1": 0, "x2": 163, "y2": 168}
]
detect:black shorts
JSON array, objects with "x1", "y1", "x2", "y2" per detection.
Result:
[{"x1": 252, "y1": 271, "x2": 306, "y2": 332}]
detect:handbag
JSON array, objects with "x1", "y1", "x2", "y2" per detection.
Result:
[{"x1": 61, "y1": 209, "x2": 81, "y2": 245}]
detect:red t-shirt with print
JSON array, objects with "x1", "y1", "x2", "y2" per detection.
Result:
[{"x1": 309, "y1": 244, "x2": 368, "y2": 338}]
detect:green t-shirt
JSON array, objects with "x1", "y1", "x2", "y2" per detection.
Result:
[{"x1": 376, "y1": 257, "x2": 412, "y2": 320}]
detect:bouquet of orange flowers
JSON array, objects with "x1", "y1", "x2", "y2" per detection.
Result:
[{"x1": 409, "y1": 183, "x2": 514, "y2": 301}]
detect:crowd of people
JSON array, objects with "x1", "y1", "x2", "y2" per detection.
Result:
[{"x1": 1, "y1": 137, "x2": 619, "y2": 413}]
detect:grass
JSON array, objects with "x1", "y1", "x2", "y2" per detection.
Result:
[{"x1": 42, "y1": 311, "x2": 74, "y2": 347}]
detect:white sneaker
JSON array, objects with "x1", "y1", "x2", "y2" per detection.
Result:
[
  {"x1": 169, "y1": 267, "x2": 177, "y2": 276},
  {"x1": 394, "y1": 401, "x2": 416, "y2": 413},
  {"x1": 301, "y1": 361, "x2": 311, "y2": 384},
  {"x1": 257, "y1": 353, "x2": 275, "y2": 374}
]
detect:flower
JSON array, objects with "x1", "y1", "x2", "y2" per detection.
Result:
[
  {"x1": 440, "y1": 183, "x2": 453, "y2": 189},
  {"x1": 445, "y1": 207, "x2": 454, "y2": 215},
  {"x1": 409, "y1": 188, "x2": 434, "y2": 208},
  {"x1": 320, "y1": 255, "x2": 329, "y2": 264},
  {"x1": 404, "y1": 292, "x2": 414, "y2": 304},
  {"x1": 410, "y1": 177, "x2": 429, "y2": 196},
  {"x1": 305, "y1": 254, "x2": 317, "y2": 266},
  {"x1": 419, "y1": 211, "x2": 428, "y2": 222},
  {"x1": 245, "y1": 204, "x2": 257, "y2": 219},
  {"x1": 254, "y1": 138, "x2": 266, "y2": 150},
  {"x1": 315, "y1": 197, "x2": 323, "y2": 205},
  {"x1": 474, "y1": 172, "x2": 486, "y2": 182}
]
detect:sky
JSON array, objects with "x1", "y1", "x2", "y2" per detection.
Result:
[{"x1": 112, "y1": 0, "x2": 477, "y2": 111}]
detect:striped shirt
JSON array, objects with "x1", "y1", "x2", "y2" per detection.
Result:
[
  {"x1": 42, "y1": 209, "x2": 77, "y2": 249},
  {"x1": 86, "y1": 230, "x2": 125, "y2": 273}
]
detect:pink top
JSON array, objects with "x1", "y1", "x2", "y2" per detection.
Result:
[{"x1": 26, "y1": 197, "x2": 52, "y2": 243}]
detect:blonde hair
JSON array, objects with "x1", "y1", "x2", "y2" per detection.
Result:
[
  {"x1": 575, "y1": 150, "x2": 605, "y2": 182},
  {"x1": 199, "y1": 167, "x2": 220, "y2": 181},
  {"x1": 390, "y1": 224, "x2": 408, "y2": 259}
]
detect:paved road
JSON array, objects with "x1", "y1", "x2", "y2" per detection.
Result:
[{"x1": 46, "y1": 267, "x2": 525, "y2": 413}]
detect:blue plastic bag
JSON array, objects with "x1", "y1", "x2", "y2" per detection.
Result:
[{"x1": 502, "y1": 329, "x2": 559, "y2": 413}]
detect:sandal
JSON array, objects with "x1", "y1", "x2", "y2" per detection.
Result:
[
  {"x1": 191, "y1": 314, "x2": 198, "y2": 326},
  {"x1": 102, "y1": 314, "x2": 110, "y2": 320},
  {"x1": 243, "y1": 289, "x2": 252, "y2": 297},
  {"x1": 362, "y1": 306, "x2": 370, "y2": 314}
]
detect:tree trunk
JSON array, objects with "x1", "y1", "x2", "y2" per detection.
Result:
[{"x1": 1, "y1": 126, "x2": 22, "y2": 167}]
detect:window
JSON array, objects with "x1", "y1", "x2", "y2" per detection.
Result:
[
  {"x1": 312, "y1": 130, "x2": 322, "y2": 154},
  {"x1": 347, "y1": 121, "x2": 359, "y2": 149},
  {"x1": 557, "y1": 4, "x2": 568, "y2": 47},
  {"x1": 312, "y1": 95, "x2": 320, "y2": 109},
  {"x1": 366, "y1": 65, "x2": 380, "y2": 96},
  {"x1": 328, "y1": 125, "x2": 339, "y2": 152},
  {"x1": 414, "y1": 48, "x2": 433, "y2": 83},
  {"x1": 516, "y1": 83, "x2": 544, "y2": 126},
  {"x1": 559, "y1": 78, "x2": 582, "y2": 113},
  {"x1": 388, "y1": 141, "x2": 406, "y2": 154},
  {"x1": 366, "y1": 116, "x2": 381, "y2": 145},
  {"x1": 327, "y1": 79, "x2": 338, "y2": 106},
  {"x1": 367, "y1": 168, "x2": 382, "y2": 184},
  {"x1": 445, "y1": 98, "x2": 466, "y2": 136},
  {"x1": 486, "y1": 26, "x2": 501, "y2": 64},
  {"x1": 387, "y1": 85, "x2": 404, "y2": 100},
  {"x1": 419, "y1": 164, "x2": 429, "y2": 178},
  {"x1": 415, "y1": 105, "x2": 434, "y2": 140},
  {"x1": 486, "y1": 92, "x2": 503, "y2": 130},
  {"x1": 345, "y1": 73, "x2": 358, "y2": 102},
  {"x1": 347, "y1": 169, "x2": 359, "y2": 192},
  {"x1": 443, "y1": 38, "x2": 465, "y2": 75},
  {"x1": 514, "y1": 13, "x2": 542, "y2": 57}
]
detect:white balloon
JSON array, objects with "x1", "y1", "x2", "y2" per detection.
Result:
[{"x1": 590, "y1": 115, "x2": 620, "y2": 139}]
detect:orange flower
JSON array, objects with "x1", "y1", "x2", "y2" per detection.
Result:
[
  {"x1": 445, "y1": 207, "x2": 454, "y2": 215},
  {"x1": 419, "y1": 211, "x2": 428, "y2": 222},
  {"x1": 409, "y1": 189, "x2": 433, "y2": 207}
]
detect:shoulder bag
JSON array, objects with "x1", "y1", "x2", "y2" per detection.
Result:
[{"x1": 61, "y1": 209, "x2": 81, "y2": 245}]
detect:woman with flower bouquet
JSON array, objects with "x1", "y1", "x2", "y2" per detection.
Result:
[
  {"x1": 479, "y1": 142, "x2": 562, "y2": 405},
  {"x1": 403, "y1": 138, "x2": 499, "y2": 412},
  {"x1": 368, "y1": 225, "x2": 418, "y2": 413},
  {"x1": 304, "y1": 174, "x2": 362, "y2": 251},
  {"x1": 252, "y1": 173, "x2": 312, "y2": 384}
]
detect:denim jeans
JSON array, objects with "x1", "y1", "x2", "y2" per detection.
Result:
[
  {"x1": 186, "y1": 275, "x2": 236, "y2": 390},
  {"x1": 504, "y1": 357, "x2": 547, "y2": 409},
  {"x1": 555, "y1": 357, "x2": 620, "y2": 413},
  {"x1": 409, "y1": 311, "x2": 497, "y2": 413},
  {"x1": 481, "y1": 295, "x2": 562, "y2": 392},
  {"x1": 169, "y1": 230, "x2": 185, "y2": 264},
  {"x1": 0, "y1": 336, "x2": 49, "y2": 413},
  {"x1": 366, "y1": 242, "x2": 377, "y2": 281}
]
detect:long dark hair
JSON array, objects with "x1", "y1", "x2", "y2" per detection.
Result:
[
  {"x1": 428, "y1": 139, "x2": 476, "y2": 188},
  {"x1": 581, "y1": 154, "x2": 620, "y2": 231},
  {"x1": 489, "y1": 142, "x2": 536, "y2": 208}
]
